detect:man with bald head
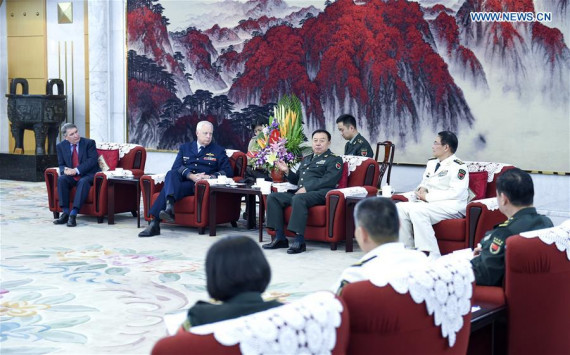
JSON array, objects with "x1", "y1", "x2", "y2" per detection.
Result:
[{"x1": 139, "y1": 121, "x2": 233, "y2": 237}]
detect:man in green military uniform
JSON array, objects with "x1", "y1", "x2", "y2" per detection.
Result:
[
  {"x1": 336, "y1": 114, "x2": 373, "y2": 157},
  {"x1": 471, "y1": 168, "x2": 553, "y2": 286},
  {"x1": 263, "y1": 129, "x2": 343, "y2": 254}
]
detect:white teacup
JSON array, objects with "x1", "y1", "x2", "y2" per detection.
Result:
[
  {"x1": 381, "y1": 184, "x2": 394, "y2": 197},
  {"x1": 260, "y1": 181, "x2": 272, "y2": 195},
  {"x1": 256, "y1": 178, "x2": 265, "y2": 187},
  {"x1": 115, "y1": 168, "x2": 124, "y2": 176},
  {"x1": 217, "y1": 175, "x2": 228, "y2": 185}
]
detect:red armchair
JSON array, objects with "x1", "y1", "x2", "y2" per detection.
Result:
[
  {"x1": 141, "y1": 151, "x2": 247, "y2": 234},
  {"x1": 151, "y1": 292, "x2": 350, "y2": 355},
  {"x1": 267, "y1": 156, "x2": 379, "y2": 251},
  {"x1": 45, "y1": 143, "x2": 147, "y2": 223},
  {"x1": 340, "y1": 258, "x2": 473, "y2": 354},
  {"x1": 393, "y1": 162, "x2": 515, "y2": 254}
]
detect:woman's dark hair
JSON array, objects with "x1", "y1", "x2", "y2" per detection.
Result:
[
  {"x1": 251, "y1": 117, "x2": 268, "y2": 131},
  {"x1": 206, "y1": 236, "x2": 271, "y2": 301}
]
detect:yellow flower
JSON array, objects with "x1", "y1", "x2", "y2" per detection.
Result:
[
  {"x1": 0, "y1": 301, "x2": 50, "y2": 317},
  {"x1": 266, "y1": 152, "x2": 278, "y2": 166}
]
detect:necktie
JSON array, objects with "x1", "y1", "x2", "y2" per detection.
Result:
[
  {"x1": 435, "y1": 162, "x2": 441, "y2": 172},
  {"x1": 72, "y1": 144, "x2": 80, "y2": 181},
  {"x1": 198, "y1": 146, "x2": 203, "y2": 154},
  {"x1": 344, "y1": 141, "x2": 350, "y2": 154}
]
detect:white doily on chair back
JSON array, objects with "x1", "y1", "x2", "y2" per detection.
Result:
[
  {"x1": 97, "y1": 142, "x2": 141, "y2": 159},
  {"x1": 472, "y1": 197, "x2": 499, "y2": 211},
  {"x1": 370, "y1": 255, "x2": 474, "y2": 347},
  {"x1": 341, "y1": 155, "x2": 370, "y2": 175},
  {"x1": 465, "y1": 161, "x2": 511, "y2": 183},
  {"x1": 334, "y1": 186, "x2": 368, "y2": 198},
  {"x1": 190, "y1": 291, "x2": 344, "y2": 355},
  {"x1": 148, "y1": 173, "x2": 166, "y2": 185},
  {"x1": 520, "y1": 220, "x2": 570, "y2": 260},
  {"x1": 226, "y1": 149, "x2": 240, "y2": 157}
]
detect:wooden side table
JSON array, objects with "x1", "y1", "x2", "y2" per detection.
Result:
[
  {"x1": 208, "y1": 184, "x2": 265, "y2": 241},
  {"x1": 345, "y1": 196, "x2": 367, "y2": 252},
  {"x1": 107, "y1": 176, "x2": 141, "y2": 228}
]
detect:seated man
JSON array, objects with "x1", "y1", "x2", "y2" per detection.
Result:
[
  {"x1": 396, "y1": 131, "x2": 469, "y2": 259},
  {"x1": 471, "y1": 168, "x2": 553, "y2": 286},
  {"x1": 53, "y1": 123, "x2": 100, "y2": 227},
  {"x1": 263, "y1": 129, "x2": 343, "y2": 254},
  {"x1": 138, "y1": 120, "x2": 233, "y2": 237},
  {"x1": 336, "y1": 114, "x2": 373, "y2": 157},
  {"x1": 332, "y1": 197, "x2": 427, "y2": 295}
]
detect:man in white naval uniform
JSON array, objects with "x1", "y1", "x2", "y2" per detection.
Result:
[
  {"x1": 396, "y1": 131, "x2": 469, "y2": 259},
  {"x1": 332, "y1": 197, "x2": 427, "y2": 295}
]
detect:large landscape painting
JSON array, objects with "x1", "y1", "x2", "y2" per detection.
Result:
[{"x1": 127, "y1": 0, "x2": 569, "y2": 172}]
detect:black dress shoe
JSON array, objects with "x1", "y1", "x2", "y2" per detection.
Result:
[
  {"x1": 262, "y1": 238, "x2": 289, "y2": 249},
  {"x1": 287, "y1": 241, "x2": 306, "y2": 254},
  {"x1": 54, "y1": 213, "x2": 69, "y2": 225},
  {"x1": 159, "y1": 201, "x2": 175, "y2": 223},
  {"x1": 139, "y1": 220, "x2": 160, "y2": 237},
  {"x1": 67, "y1": 215, "x2": 77, "y2": 227}
]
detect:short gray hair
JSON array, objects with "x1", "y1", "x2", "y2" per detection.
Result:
[
  {"x1": 61, "y1": 123, "x2": 78, "y2": 137},
  {"x1": 196, "y1": 120, "x2": 213, "y2": 132}
]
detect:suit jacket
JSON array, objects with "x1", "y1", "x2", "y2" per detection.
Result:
[
  {"x1": 173, "y1": 142, "x2": 233, "y2": 178},
  {"x1": 56, "y1": 137, "x2": 100, "y2": 180},
  {"x1": 286, "y1": 149, "x2": 343, "y2": 193}
]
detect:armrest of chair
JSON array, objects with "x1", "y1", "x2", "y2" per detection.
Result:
[
  {"x1": 141, "y1": 174, "x2": 165, "y2": 221},
  {"x1": 466, "y1": 197, "x2": 507, "y2": 248},
  {"x1": 194, "y1": 180, "x2": 211, "y2": 225},
  {"x1": 391, "y1": 194, "x2": 409, "y2": 202},
  {"x1": 44, "y1": 167, "x2": 59, "y2": 211}
]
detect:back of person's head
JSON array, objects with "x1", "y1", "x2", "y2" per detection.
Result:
[
  {"x1": 438, "y1": 131, "x2": 458, "y2": 153},
  {"x1": 354, "y1": 197, "x2": 399, "y2": 244},
  {"x1": 335, "y1": 114, "x2": 357, "y2": 128},
  {"x1": 206, "y1": 235, "x2": 271, "y2": 301},
  {"x1": 496, "y1": 168, "x2": 534, "y2": 206}
]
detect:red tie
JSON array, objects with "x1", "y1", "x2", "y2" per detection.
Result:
[{"x1": 72, "y1": 144, "x2": 80, "y2": 181}]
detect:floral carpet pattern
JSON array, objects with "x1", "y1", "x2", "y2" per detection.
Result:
[{"x1": 0, "y1": 180, "x2": 360, "y2": 354}]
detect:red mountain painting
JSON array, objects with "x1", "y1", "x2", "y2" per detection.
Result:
[{"x1": 127, "y1": 0, "x2": 569, "y2": 171}]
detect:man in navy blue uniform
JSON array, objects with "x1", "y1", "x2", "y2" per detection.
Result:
[
  {"x1": 53, "y1": 123, "x2": 100, "y2": 227},
  {"x1": 139, "y1": 121, "x2": 233, "y2": 237}
]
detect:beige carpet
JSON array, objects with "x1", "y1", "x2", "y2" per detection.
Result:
[{"x1": 0, "y1": 180, "x2": 362, "y2": 354}]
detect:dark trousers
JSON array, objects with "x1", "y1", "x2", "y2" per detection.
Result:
[
  {"x1": 57, "y1": 175, "x2": 93, "y2": 210},
  {"x1": 265, "y1": 191, "x2": 326, "y2": 236},
  {"x1": 149, "y1": 170, "x2": 195, "y2": 219}
]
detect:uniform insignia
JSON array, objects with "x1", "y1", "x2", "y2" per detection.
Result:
[
  {"x1": 206, "y1": 153, "x2": 215, "y2": 156},
  {"x1": 438, "y1": 170, "x2": 448, "y2": 177},
  {"x1": 454, "y1": 159, "x2": 464, "y2": 165},
  {"x1": 458, "y1": 169, "x2": 466, "y2": 180},
  {"x1": 361, "y1": 150, "x2": 367, "y2": 156},
  {"x1": 335, "y1": 162, "x2": 341, "y2": 169},
  {"x1": 316, "y1": 160, "x2": 326, "y2": 165},
  {"x1": 357, "y1": 139, "x2": 363, "y2": 143},
  {"x1": 489, "y1": 237, "x2": 504, "y2": 254}
]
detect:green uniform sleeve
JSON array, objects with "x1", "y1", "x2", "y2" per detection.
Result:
[{"x1": 471, "y1": 228, "x2": 510, "y2": 286}]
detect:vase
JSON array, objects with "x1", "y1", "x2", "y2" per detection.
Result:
[{"x1": 270, "y1": 169, "x2": 285, "y2": 183}]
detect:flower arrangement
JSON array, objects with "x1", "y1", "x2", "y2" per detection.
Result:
[{"x1": 247, "y1": 94, "x2": 308, "y2": 172}]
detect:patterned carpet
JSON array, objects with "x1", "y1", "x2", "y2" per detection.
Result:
[{"x1": 0, "y1": 180, "x2": 361, "y2": 354}]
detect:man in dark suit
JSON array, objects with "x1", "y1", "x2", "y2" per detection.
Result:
[
  {"x1": 54, "y1": 123, "x2": 100, "y2": 227},
  {"x1": 263, "y1": 129, "x2": 343, "y2": 254},
  {"x1": 139, "y1": 120, "x2": 234, "y2": 237},
  {"x1": 336, "y1": 114, "x2": 373, "y2": 157}
]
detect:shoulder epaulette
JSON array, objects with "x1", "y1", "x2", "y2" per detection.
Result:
[
  {"x1": 351, "y1": 255, "x2": 377, "y2": 267},
  {"x1": 428, "y1": 157, "x2": 438, "y2": 161},
  {"x1": 498, "y1": 218, "x2": 511, "y2": 227},
  {"x1": 454, "y1": 159, "x2": 464, "y2": 165}
]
